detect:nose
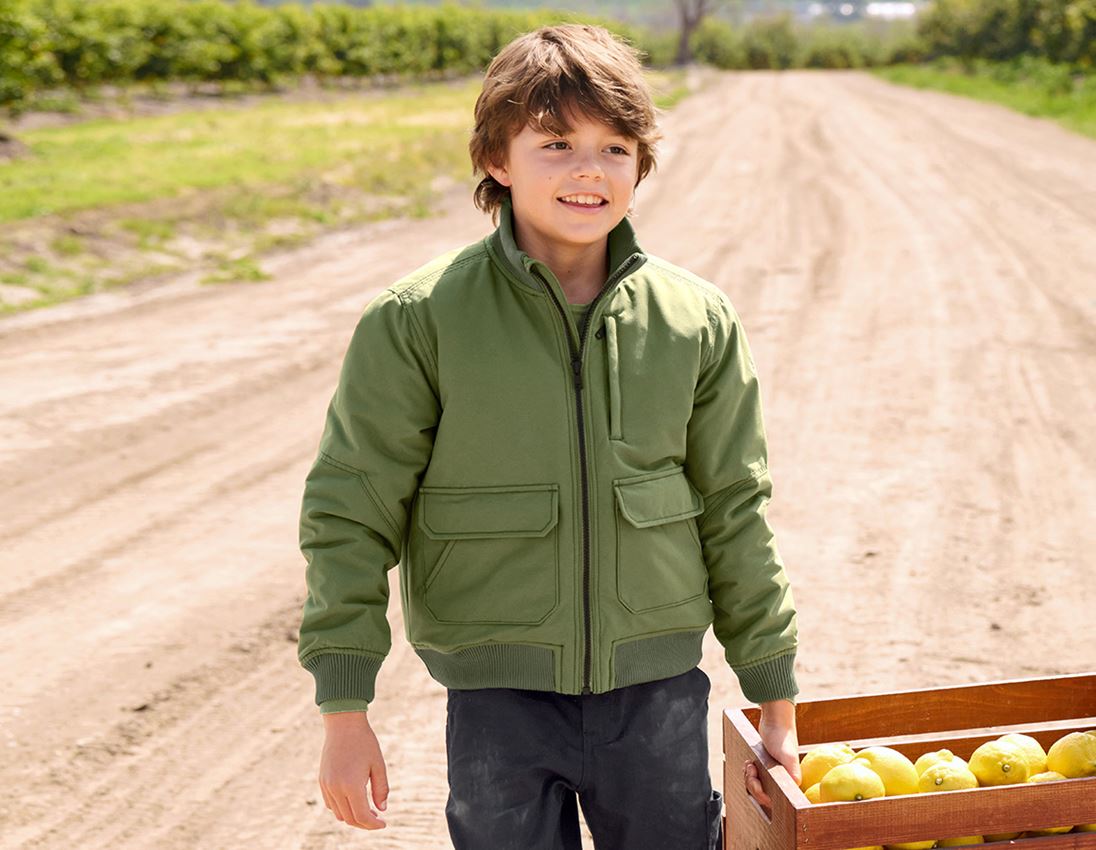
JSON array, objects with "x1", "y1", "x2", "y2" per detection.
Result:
[{"x1": 571, "y1": 150, "x2": 604, "y2": 181}]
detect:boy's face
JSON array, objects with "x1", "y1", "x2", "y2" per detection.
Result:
[{"x1": 486, "y1": 107, "x2": 639, "y2": 258}]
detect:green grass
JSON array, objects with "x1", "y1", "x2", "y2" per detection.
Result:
[
  {"x1": 870, "y1": 57, "x2": 1096, "y2": 140},
  {"x1": 0, "y1": 67, "x2": 692, "y2": 314},
  {"x1": 0, "y1": 78, "x2": 484, "y2": 223}
]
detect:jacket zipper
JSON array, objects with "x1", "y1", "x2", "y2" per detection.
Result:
[{"x1": 533, "y1": 256, "x2": 642, "y2": 696}]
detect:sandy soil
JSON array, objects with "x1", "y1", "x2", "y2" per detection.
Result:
[{"x1": 1, "y1": 68, "x2": 1094, "y2": 848}]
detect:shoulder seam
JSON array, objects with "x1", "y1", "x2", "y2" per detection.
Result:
[{"x1": 392, "y1": 246, "x2": 486, "y2": 300}]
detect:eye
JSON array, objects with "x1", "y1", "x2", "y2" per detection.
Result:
[
  {"x1": 544, "y1": 141, "x2": 569, "y2": 150},
  {"x1": 609, "y1": 145, "x2": 631, "y2": 155}
]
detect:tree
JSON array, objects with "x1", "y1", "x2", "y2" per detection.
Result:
[{"x1": 674, "y1": 0, "x2": 720, "y2": 65}]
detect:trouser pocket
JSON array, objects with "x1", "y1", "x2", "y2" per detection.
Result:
[{"x1": 706, "y1": 789, "x2": 723, "y2": 850}]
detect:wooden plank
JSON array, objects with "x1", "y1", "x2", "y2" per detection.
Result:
[
  {"x1": 798, "y1": 780, "x2": 1096, "y2": 849},
  {"x1": 796, "y1": 717, "x2": 1096, "y2": 757},
  {"x1": 739, "y1": 673, "x2": 1096, "y2": 744}
]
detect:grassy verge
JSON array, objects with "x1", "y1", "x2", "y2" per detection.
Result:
[
  {"x1": 0, "y1": 67, "x2": 689, "y2": 315},
  {"x1": 870, "y1": 57, "x2": 1096, "y2": 141}
]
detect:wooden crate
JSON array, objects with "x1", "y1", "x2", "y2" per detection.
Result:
[{"x1": 722, "y1": 672, "x2": 1096, "y2": 849}]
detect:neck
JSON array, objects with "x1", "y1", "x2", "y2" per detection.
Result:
[{"x1": 512, "y1": 217, "x2": 610, "y2": 303}]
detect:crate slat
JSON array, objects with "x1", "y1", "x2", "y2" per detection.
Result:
[{"x1": 752, "y1": 673, "x2": 1096, "y2": 745}]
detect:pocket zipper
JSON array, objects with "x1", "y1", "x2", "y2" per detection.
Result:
[{"x1": 603, "y1": 315, "x2": 623, "y2": 440}]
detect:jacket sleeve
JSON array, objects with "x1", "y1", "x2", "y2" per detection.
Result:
[
  {"x1": 684, "y1": 292, "x2": 799, "y2": 706},
  {"x1": 297, "y1": 288, "x2": 440, "y2": 714}
]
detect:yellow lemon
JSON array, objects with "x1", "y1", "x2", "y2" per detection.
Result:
[
  {"x1": 854, "y1": 746, "x2": 920, "y2": 796},
  {"x1": 918, "y1": 761, "x2": 978, "y2": 792},
  {"x1": 937, "y1": 837, "x2": 983, "y2": 847},
  {"x1": 1047, "y1": 731, "x2": 1096, "y2": 778},
  {"x1": 804, "y1": 782, "x2": 822, "y2": 803},
  {"x1": 800, "y1": 742, "x2": 857, "y2": 789},
  {"x1": 914, "y1": 749, "x2": 967, "y2": 777},
  {"x1": 1022, "y1": 771, "x2": 1072, "y2": 835},
  {"x1": 885, "y1": 842, "x2": 936, "y2": 850},
  {"x1": 982, "y1": 833, "x2": 1020, "y2": 841},
  {"x1": 969, "y1": 740, "x2": 1030, "y2": 785},
  {"x1": 1074, "y1": 823, "x2": 1096, "y2": 832},
  {"x1": 820, "y1": 759, "x2": 886, "y2": 802},
  {"x1": 997, "y1": 733, "x2": 1048, "y2": 775}
]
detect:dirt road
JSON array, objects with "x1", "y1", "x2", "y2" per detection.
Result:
[{"x1": 1, "y1": 68, "x2": 1094, "y2": 848}]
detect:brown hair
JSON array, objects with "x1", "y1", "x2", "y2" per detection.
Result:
[{"x1": 468, "y1": 23, "x2": 662, "y2": 224}]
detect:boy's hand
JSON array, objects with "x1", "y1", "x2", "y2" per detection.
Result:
[
  {"x1": 743, "y1": 699, "x2": 801, "y2": 811},
  {"x1": 319, "y1": 712, "x2": 389, "y2": 830}
]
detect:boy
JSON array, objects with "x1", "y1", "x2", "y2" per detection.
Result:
[{"x1": 297, "y1": 23, "x2": 801, "y2": 849}]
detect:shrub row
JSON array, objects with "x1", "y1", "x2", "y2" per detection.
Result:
[
  {"x1": 917, "y1": 0, "x2": 1094, "y2": 67},
  {"x1": 0, "y1": 0, "x2": 639, "y2": 112}
]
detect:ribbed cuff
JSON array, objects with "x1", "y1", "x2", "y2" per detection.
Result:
[
  {"x1": 732, "y1": 650, "x2": 799, "y2": 705},
  {"x1": 320, "y1": 698, "x2": 371, "y2": 715},
  {"x1": 302, "y1": 651, "x2": 384, "y2": 705}
]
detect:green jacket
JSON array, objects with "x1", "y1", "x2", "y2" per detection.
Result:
[{"x1": 297, "y1": 195, "x2": 799, "y2": 714}]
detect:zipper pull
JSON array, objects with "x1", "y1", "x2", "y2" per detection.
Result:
[
  {"x1": 571, "y1": 354, "x2": 583, "y2": 390},
  {"x1": 595, "y1": 325, "x2": 605, "y2": 340}
]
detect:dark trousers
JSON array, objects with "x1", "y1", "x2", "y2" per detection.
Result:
[{"x1": 444, "y1": 665, "x2": 723, "y2": 850}]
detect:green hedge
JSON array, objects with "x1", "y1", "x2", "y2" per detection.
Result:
[
  {"x1": 917, "y1": 0, "x2": 1094, "y2": 66},
  {"x1": 0, "y1": 0, "x2": 645, "y2": 113},
  {"x1": 3, "y1": 0, "x2": 1089, "y2": 115}
]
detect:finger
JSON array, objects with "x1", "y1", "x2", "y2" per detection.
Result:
[
  {"x1": 371, "y1": 764, "x2": 390, "y2": 812},
  {"x1": 326, "y1": 789, "x2": 348, "y2": 823},
  {"x1": 747, "y1": 777, "x2": 771, "y2": 808},
  {"x1": 346, "y1": 788, "x2": 387, "y2": 830}
]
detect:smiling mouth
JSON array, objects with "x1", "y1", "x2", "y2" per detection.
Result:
[{"x1": 558, "y1": 196, "x2": 608, "y2": 209}]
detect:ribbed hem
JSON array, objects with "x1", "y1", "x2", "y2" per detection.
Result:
[
  {"x1": 417, "y1": 643, "x2": 556, "y2": 690},
  {"x1": 732, "y1": 650, "x2": 799, "y2": 704},
  {"x1": 613, "y1": 629, "x2": 706, "y2": 688},
  {"x1": 319, "y1": 698, "x2": 371, "y2": 715},
  {"x1": 302, "y1": 651, "x2": 384, "y2": 705}
]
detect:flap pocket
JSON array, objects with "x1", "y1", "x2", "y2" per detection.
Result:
[
  {"x1": 418, "y1": 484, "x2": 559, "y2": 539},
  {"x1": 613, "y1": 466, "x2": 704, "y2": 528}
]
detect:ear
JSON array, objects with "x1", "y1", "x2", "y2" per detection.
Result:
[{"x1": 486, "y1": 159, "x2": 512, "y2": 188}]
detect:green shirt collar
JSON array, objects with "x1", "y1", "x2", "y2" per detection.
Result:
[{"x1": 485, "y1": 193, "x2": 647, "y2": 295}]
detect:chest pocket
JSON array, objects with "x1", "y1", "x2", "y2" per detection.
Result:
[
  {"x1": 613, "y1": 466, "x2": 707, "y2": 613},
  {"x1": 603, "y1": 315, "x2": 623, "y2": 440},
  {"x1": 416, "y1": 483, "x2": 560, "y2": 625}
]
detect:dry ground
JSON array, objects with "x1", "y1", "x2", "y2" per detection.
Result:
[{"x1": 1, "y1": 68, "x2": 1094, "y2": 848}]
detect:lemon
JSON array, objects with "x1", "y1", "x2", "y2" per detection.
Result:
[
  {"x1": 801, "y1": 742, "x2": 857, "y2": 789},
  {"x1": 854, "y1": 746, "x2": 920, "y2": 795},
  {"x1": 820, "y1": 759, "x2": 886, "y2": 802},
  {"x1": 969, "y1": 740, "x2": 1030, "y2": 785},
  {"x1": 937, "y1": 837, "x2": 983, "y2": 846},
  {"x1": 1020, "y1": 770, "x2": 1072, "y2": 835},
  {"x1": 918, "y1": 761, "x2": 978, "y2": 792},
  {"x1": 1046, "y1": 731, "x2": 1096, "y2": 778},
  {"x1": 804, "y1": 782, "x2": 821, "y2": 803},
  {"x1": 885, "y1": 841, "x2": 936, "y2": 850},
  {"x1": 914, "y1": 749, "x2": 967, "y2": 777},
  {"x1": 1075, "y1": 823, "x2": 1096, "y2": 832},
  {"x1": 982, "y1": 833, "x2": 1020, "y2": 841},
  {"x1": 997, "y1": 733, "x2": 1048, "y2": 775}
]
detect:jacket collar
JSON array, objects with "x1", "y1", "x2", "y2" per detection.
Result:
[{"x1": 485, "y1": 193, "x2": 647, "y2": 296}]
